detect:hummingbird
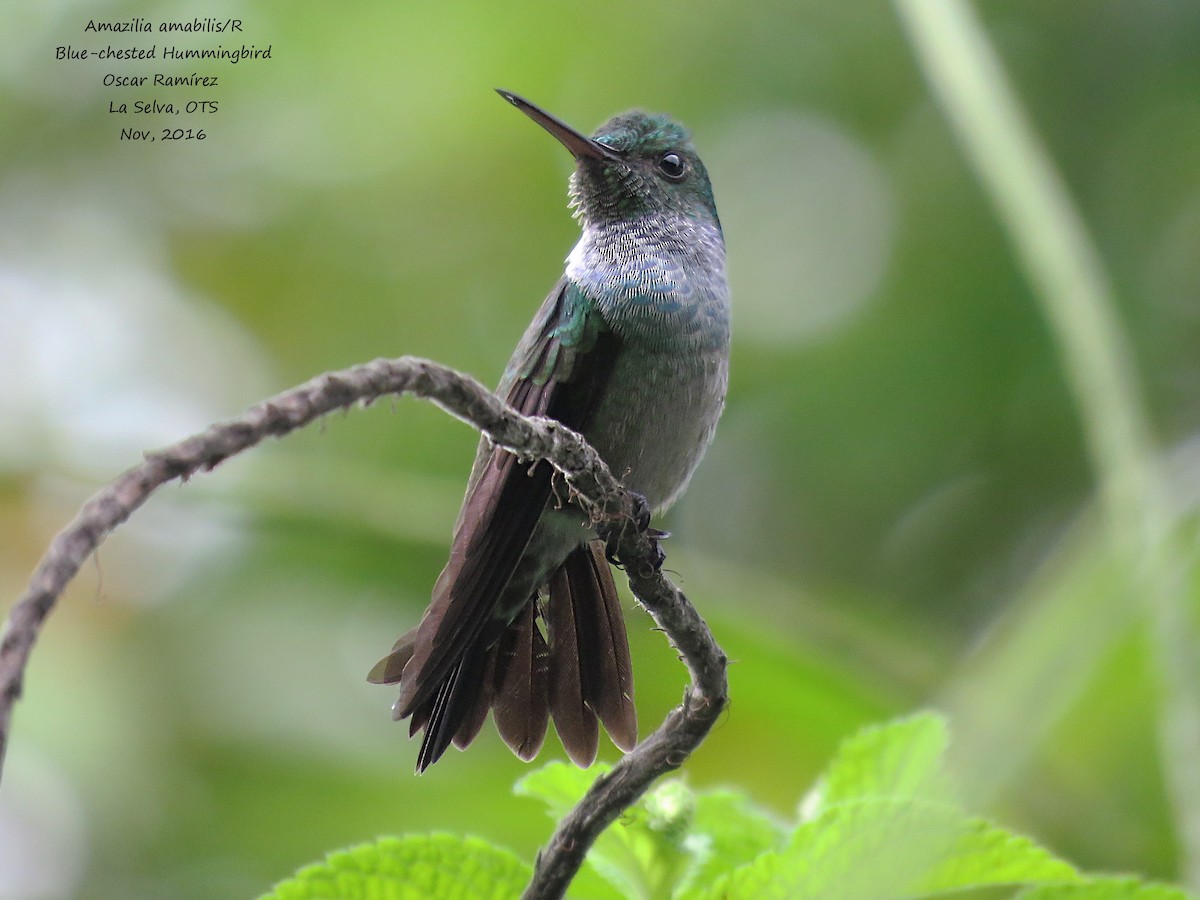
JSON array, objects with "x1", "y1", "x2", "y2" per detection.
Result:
[{"x1": 368, "y1": 89, "x2": 730, "y2": 772}]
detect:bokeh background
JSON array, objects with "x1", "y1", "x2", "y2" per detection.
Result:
[{"x1": 3, "y1": 0, "x2": 1200, "y2": 896}]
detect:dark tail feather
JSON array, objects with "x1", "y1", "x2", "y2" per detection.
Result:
[
  {"x1": 368, "y1": 541, "x2": 635, "y2": 771},
  {"x1": 491, "y1": 599, "x2": 550, "y2": 760},
  {"x1": 365, "y1": 628, "x2": 431, "y2": 736},
  {"x1": 573, "y1": 540, "x2": 637, "y2": 751},
  {"x1": 409, "y1": 703, "x2": 429, "y2": 738},
  {"x1": 415, "y1": 645, "x2": 490, "y2": 772},
  {"x1": 547, "y1": 560, "x2": 600, "y2": 766},
  {"x1": 452, "y1": 644, "x2": 497, "y2": 750},
  {"x1": 367, "y1": 627, "x2": 417, "y2": 688},
  {"x1": 546, "y1": 540, "x2": 637, "y2": 765},
  {"x1": 374, "y1": 600, "x2": 550, "y2": 771}
]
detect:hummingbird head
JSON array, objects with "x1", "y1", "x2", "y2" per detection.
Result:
[{"x1": 497, "y1": 89, "x2": 720, "y2": 233}]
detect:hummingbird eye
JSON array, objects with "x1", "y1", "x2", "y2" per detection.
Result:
[{"x1": 657, "y1": 151, "x2": 687, "y2": 181}]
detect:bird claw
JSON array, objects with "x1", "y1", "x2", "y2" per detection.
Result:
[
  {"x1": 604, "y1": 493, "x2": 668, "y2": 572},
  {"x1": 641, "y1": 532, "x2": 667, "y2": 574},
  {"x1": 629, "y1": 491, "x2": 653, "y2": 533}
]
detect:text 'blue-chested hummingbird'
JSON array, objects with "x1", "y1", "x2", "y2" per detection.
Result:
[{"x1": 368, "y1": 89, "x2": 730, "y2": 772}]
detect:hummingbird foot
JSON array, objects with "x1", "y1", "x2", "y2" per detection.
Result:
[
  {"x1": 603, "y1": 489, "x2": 650, "y2": 562},
  {"x1": 602, "y1": 491, "x2": 668, "y2": 572},
  {"x1": 629, "y1": 490, "x2": 653, "y2": 533},
  {"x1": 641, "y1": 530, "x2": 668, "y2": 574}
]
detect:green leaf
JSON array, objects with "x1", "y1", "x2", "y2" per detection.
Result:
[
  {"x1": 517, "y1": 763, "x2": 719, "y2": 899},
  {"x1": 912, "y1": 813, "x2": 1080, "y2": 890},
  {"x1": 260, "y1": 834, "x2": 531, "y2": 900},
  {"x1": 514, "y1": 761, "x2": 609, "y2": 819},
  {"x1": 513, "y1": 722, "x2": 1183, "y2": 900},
  {"x1": 1014, "y1": 878, "x2": 1193, "y2": 899},
  {"x1": 579, "y1": 779, "x2": 697, "y2": 899},
  {"x1": 675, "y1": 789, "x2": 787, "y2": 898},
  {"x1": 517, "y1": 762, "x2": 671, "y2": 899},
  {"x1": 515, "y1": 763, "x2": 639, "y2": 897},
  {"x1": 698, "y1": 798, "x2": 1079, "y2": 900},
  {"x1": 802, "y1": 711, "x2": 951, "y2": 818}
]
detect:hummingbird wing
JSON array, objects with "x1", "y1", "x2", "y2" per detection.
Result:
[{"x1": 369, "y1": 278, "x2": 635, "y2": 770}]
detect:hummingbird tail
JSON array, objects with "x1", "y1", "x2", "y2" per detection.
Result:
[
  {"x1": 489, "y1": 598, "x2": 551, "y2": 759},
  {"x1": 368, "y1": 541, "x2": 637, "y2": 771},
  {"x1": 397, "y1": 598, "x2": 553, "y2": 773},
  {"x1": 547, "y1": 541, "x2": 637, "y2": 766}
]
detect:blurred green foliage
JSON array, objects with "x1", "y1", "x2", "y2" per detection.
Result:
[
  {"x1": 265, "y1": 717, "x2": 1187, "y2": 899},
  {"x1": 2, "y1": 0, "x2": 1200, "y2": 897}
]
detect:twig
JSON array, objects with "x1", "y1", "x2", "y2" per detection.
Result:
[
  {"x1": 0, "y1": 354, "x2": 727, "y2": 899},
  {"x1": 522, "y1": 529, "x2": 728, "y2": 899}
]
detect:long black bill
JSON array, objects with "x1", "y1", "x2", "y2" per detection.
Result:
[{"x1": 496, "y1": 89, "x2": 622, "y2": 162}]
